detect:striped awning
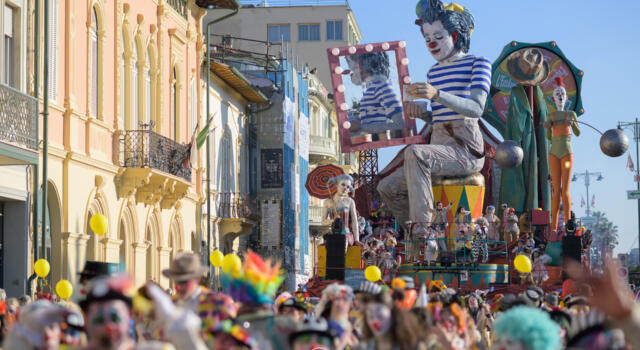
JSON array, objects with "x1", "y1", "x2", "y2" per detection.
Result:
[{"x1": 210, "y1": 62, "x2": 269, "y2": 104}]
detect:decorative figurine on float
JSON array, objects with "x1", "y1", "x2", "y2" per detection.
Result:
[
  {"x1": 377, "y1": 0, "x2": 492, "y2": 237},
  {"x1": 544, "y1": 76, "x2": 580, "y2": 233},
  {"x1": 483, "y1": 205, "x2": 501, "y2": 244},
  {"x1": 326, "y1": 174, "x2": 360, "y2": 251},
  {"x1": 426, "y1": 200, "x2": 454, "y2": 253}
]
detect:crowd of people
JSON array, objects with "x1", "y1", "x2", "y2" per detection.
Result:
[{"x1": 0, "y1": 249, "x2": 637, "y2": 350}]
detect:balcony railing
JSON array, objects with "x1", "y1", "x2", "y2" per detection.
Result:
[
  {"x1": 167, "y1": 0, "x2": 188, "y2": 19},
  {"x1": 118, "y1": 128, "x2": 191, "y2": 182},
  {"x1": 216, "y1": 192, "x2": 259, "y2": 220},
  {"x1": 309, "y1": 135, "x2": 337, "y2": 161},
  {"x1": 0, "y1": 83, "x2": 37, "y2": 150}
]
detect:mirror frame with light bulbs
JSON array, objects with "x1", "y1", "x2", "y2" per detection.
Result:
[{"x1": 327, "y1": 41, "x2": 425, "y2": 153}]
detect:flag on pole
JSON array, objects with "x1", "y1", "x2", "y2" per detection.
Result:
[
  {"x1": 182, "y1": 123, "x2": 199, "y2": 169},
  {"x1": 196, "y1": 114, "x2": 216, "y2": 150},
  {"x1": 627, "y1": 153, "x2": 635, "y2": 172},
  {"x1": 581, "y1": 196, "x2": 585, "y2": 208},
  {"x1": 591, "y1": 195, "x2": 596, "y2": 208}
]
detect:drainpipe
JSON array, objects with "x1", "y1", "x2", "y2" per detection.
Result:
[
  {"x1": 204, "y1": 6, "x2": 239, "y2": 285},
  {"x1": 30, "y1": 0, "x2": 40, "y2": 298},
  {"x1": 41, "y1": 0, "x2": 50, "y2": 271}
]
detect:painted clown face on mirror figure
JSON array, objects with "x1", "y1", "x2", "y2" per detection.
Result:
[
  {"x1": 553, "y1": 84, "x2": 567, "y2": 111},
  {"x1": 422, "y1": 20, "x2": 456, "y2": 62}
]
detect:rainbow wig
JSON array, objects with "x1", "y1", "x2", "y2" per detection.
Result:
[
  {"x1": 494, "y1": 306, "x2": 561, "y2": 350},
  {"x1": 220, "y1": 251, "x2": 285, "y2": 306}
]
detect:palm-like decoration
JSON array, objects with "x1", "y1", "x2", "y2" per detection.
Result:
[{"x1": 590, "y1": 211, "x2": 619, "y2": 263}]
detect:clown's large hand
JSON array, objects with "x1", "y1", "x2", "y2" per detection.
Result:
[
  {"x1": 408, "y1": 82, "x2": 439, "y2": 100},
  {"x1": 565, "y1": 258, "x2": 633, "y2": 319}
]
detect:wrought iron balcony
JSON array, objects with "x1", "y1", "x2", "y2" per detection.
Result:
[
  {"x1": 216, "y1": 192, "x2": 260, "y2": 221},
  {"x1": 309, "y1": 205, "x2": 326, "y2": 226},
  {"x1": 167, "y1": 0, "x2": 188, "y2": 19},
  {"x1": 116, "y1": 127, "x2": 191, "y2": 209},
  {"x1": 0, "y1": 83, "x2": 38, "y2": 160},
  {"x1": 119, "y1": 128, "x2": 191, "y2": 182}
]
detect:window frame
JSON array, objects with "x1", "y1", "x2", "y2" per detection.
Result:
[
  {"x1": 267, "y1": 24, "x2": 290, "y2": 43},
  {"x1": 326, "y1": 20, "x2": 343, "y2": 41},
  {"x1": 298, "y1": 23, "x2": 320, "y2": 42}
]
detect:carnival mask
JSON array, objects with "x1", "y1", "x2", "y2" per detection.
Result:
[
  {"x1": 86, "y1": 300, "x2": 131, "y2": 348},
  {"x1": 365, "y1": 303, "x2": 392, "y2": 336},
  {"x1": 553, "y1": 85, "x2": 567, "y2": 111},
  {"x1": 422, "y1": 20, "x2": 456, "y2": 62}
]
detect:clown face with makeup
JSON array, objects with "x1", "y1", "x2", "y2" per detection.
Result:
[{"x1": 377, "y1": 0, "x2": 492, "y2": 234}]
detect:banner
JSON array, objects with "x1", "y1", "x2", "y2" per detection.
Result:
[{"x1": 261, "y1": 149, "x2": 283, "y2": 188}]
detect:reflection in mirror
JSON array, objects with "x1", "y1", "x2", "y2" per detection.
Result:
[{"x1": 340, "y1": 51, "x2": 405, "y2": 143}]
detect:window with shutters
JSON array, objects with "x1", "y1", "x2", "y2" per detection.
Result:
[
  {"x1": 90, "y1": 7, "x2": 98, "y2": 117},
  {"x1": 326, "y1": 20, "x2": 343, "y2": 41},
  {"x1": 3, "y1": 5, "x2": 15, "y2": 88},
  {"x1": 47, "y1": 0, "x2": 58, "y2": 102},
  {"x1": 172, "y1": 67, "x2": 177, "y2": 140},
  {"x1": 145, "y1": 55, "x2": 151, "y2": 125},
  {"x1": 221, "y1": 132, "x2": 233, "y2": 193},
  {"x1": 133, "y1": 44, "x2": 139, "y2": 129},
  {"x1": 190, "y1": 78, "x2": 196, "y2": 134}
]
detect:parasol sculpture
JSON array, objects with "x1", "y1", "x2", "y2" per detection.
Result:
[{"x1": 305, "y1": 164, "x2": 346, "y2": 218}]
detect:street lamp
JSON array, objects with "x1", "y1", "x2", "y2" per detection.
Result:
[
  {"x1": 572, "y1": 169, "x2": 603, "y2": 217},
  {"x1": 196, "y1": 0, "x2": 240, "y2": 285},
  {"x1": 618, "y1": 119, "x2": 640, "y2": 272}
]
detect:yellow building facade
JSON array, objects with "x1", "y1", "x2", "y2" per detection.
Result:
[{"x1": 27, "y1": 0, "x2": 213, "y2": 291}]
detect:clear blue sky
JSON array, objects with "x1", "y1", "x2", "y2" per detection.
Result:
[{"x1": 346, "y1": 0, "x2": 640, "y2": 254}]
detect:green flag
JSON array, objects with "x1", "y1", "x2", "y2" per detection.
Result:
[{"x1": 196, "y1": 115, "x2": 215, "y2": 149}]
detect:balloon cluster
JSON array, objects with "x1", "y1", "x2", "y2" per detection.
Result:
[{"x1": 34, "y1": 258, "x2": 73, "y2": 299}]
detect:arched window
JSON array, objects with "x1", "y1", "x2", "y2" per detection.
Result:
[
  {"x1": 89, "y1": 7, "x2": 99, "y2": 117},
  {"x1": 119, "y1": 220, "x2": 127, "y2": 271},
  {"x1": 172, "y1": 68, "x2": 178, "y2": 140}
]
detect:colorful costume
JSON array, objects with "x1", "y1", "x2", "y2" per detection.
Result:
[
  {"x1": 483, "y1": 206, "x2": 501, "y2": 242},
  {"x1": 472, "y1": 223, "x2": 489, "y2": 263},
  {"x1": 504, "y1": 210, "x2": 520, "y2": 243}
]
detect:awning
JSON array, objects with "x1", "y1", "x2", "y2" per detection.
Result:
[
  {"x1": 210, "y1": 61, "x2": 269, "y2": 104},
  {"x1": 196, "y1": 0, "x2": 239, "y2": 10}
]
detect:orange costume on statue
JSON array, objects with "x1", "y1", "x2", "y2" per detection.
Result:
[{"x1": 544, "y1": 77, "x2": 580, "y2": 231}]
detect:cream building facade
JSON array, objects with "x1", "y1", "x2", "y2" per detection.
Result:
[{"x1": 24, "y1": 0, "x2": 222, "y2": 293}]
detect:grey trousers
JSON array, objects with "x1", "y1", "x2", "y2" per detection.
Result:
[{"x1": 377, "y1": 143, "x2": 484, "y2": 226}]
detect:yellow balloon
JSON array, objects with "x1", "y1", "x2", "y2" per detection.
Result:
[
  {"x1": 209, "y1": 250, "x2": 224, "y2": 268},
  {"x1": 34, "y1": 259, "x2": 50, "y2": 278},
  {"x1": 364, "y1": 265, "x2": 381, "y2": 282},
  {"x1": 222, "y1": 253, "x2": 242, "y2": 275},
  {"x1": 55, "y1": 280, "x2": 73, "y2": 300},
  {"x1": 514, "y1": 255, "x2": 532, "y2": 273},
  {"x1": 89, "y1": 214, "x2": 108, "y2": 236}
]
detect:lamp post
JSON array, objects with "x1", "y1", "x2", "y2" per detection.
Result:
[
  {"x1": 618, "y1": 119, "x2": 640, "y2": 267},
  {"x1": 196, "y1": 0, "x2": 240, "y2": 285},
  {"x1": 571, "y1": 170, "x2": 603, "y2": 217}
]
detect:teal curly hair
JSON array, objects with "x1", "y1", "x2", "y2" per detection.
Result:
[{"x1": 494, "y1": 306, "x2": 561, "y2": 350}]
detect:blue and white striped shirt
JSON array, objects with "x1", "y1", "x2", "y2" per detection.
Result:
[
  {"x1": 427, "y1": 54, "x2": 492, "y2": 122},
  {"x1": 359, "y1": 78, "x2": 403, "y2": 127}
]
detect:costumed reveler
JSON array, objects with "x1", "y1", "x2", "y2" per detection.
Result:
[{"x1": 377, "y1": 0, "x2": 491, "y2": 237}]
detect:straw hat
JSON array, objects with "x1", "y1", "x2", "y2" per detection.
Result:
[
  {"x1": 506, "y1": 48, "x2": 550, "y2": 86},
  {"x1": 162, "y1": 252, "x2": 207, "y2": 282}
]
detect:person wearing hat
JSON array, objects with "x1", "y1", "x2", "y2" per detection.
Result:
[
  {"x1": 289, "y1": 318, "x2": 335, "y2": 350},
  {"x1": 278, "y1": 297, "x2": 307, "y2": 321},
  {"x1": 2, "y1": 299, "x2": 68, "y2": 350},
  {"x1": 377, "y1": 0, "x2": 492, "y2": 238},
  {"x1": 78, "y1": 261, "x2": 120, "y2": 294},
  {"x1": 162, "y1": 252, "x2": 210, "y2": 314},
  {"x1": 499, "y1": 46, "x2": 553, "y2": 214}
]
